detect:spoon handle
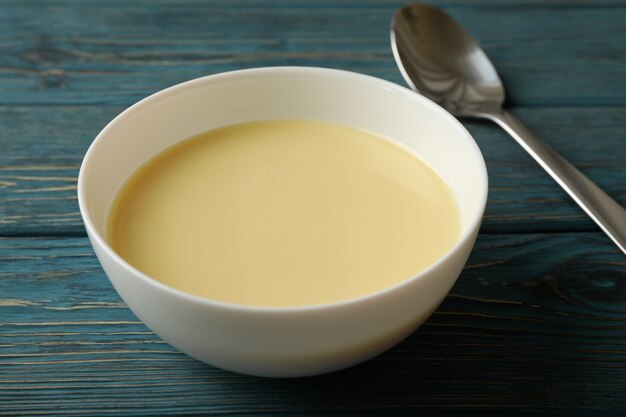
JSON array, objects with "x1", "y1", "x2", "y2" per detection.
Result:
[{"x1": 485, "y1": 109, "x2": 626, "y2": 255}]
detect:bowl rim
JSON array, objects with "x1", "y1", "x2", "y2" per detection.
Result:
[{"x1": 77, "y1": 66, "x2": 488, "y2": 314}]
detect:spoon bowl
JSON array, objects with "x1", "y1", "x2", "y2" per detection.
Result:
[{"x1": 392, "y1": 3, "x2": 504, "y2": 114}]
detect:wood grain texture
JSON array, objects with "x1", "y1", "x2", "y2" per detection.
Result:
[
  {"x1": 1, "y1": 105, "x2": 623, "y2": 236},
  {"x1": 0, "y1": 1, "x2": 625, "y2": 106},
  {"x1": 0, "y1": 235, "x2": 624, "y2": 416}
]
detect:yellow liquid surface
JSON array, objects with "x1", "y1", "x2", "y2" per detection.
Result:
[{"x1": 108, "y1": 120, "x2": 460, "y2": 307}]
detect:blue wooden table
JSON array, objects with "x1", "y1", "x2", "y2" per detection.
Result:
[{"x1": 1, "y1": 1, "x2": 625, "y2": 415}]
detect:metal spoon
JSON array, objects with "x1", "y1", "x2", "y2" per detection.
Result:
[{"x1": 391, "y1": 3, "x2": 626, "y2": 255}]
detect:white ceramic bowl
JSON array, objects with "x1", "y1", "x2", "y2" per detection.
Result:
[{"x1": 78, "y1": 67, "x2": 488, "y2": 377}]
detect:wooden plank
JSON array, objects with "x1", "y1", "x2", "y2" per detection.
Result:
[
  {"x1": 0, "y1": 105, "x2": 112, "y2": 236},
  {"x1": 0, "y1": 105, "x2": 624, "y2": 236},
  {"x1": 0, "y1": 234, "x2": 624, "y2": 415},
  {"x1": 0, "y1": 1, "x2": 625, "y2": 106}
]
